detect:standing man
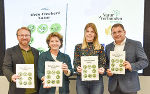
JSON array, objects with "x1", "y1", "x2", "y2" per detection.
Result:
[
  {"x1": 3, "y1": 27, "x2": 40, "y2": 94},
  {"x1": 106, "y1": 23, "x2": 149, "y2": 94}
]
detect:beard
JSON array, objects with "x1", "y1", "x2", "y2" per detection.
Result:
[{"x1": 19, "y1": 40, "x2": 30, "y2": 46}]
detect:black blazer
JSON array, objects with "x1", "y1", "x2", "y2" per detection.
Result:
[{"x1": 3, "y1": 45, "x2": 40, "y2": 94}]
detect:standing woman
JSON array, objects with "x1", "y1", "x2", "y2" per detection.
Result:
[
  {"x1": 73, "y1": 23, "x2": 106, "y2": 94},
  {"x1": 38, "y1": 32, "x2": 73, "y2": 94}
]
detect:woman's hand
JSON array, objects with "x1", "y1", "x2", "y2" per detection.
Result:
[
  {"x1": 41, "y1": 76, "x2": 51, "y2": 88},
  {"x1": 62, "y1": 63, "x2": 69, "y2": 74},
  {"x1": 77, "y1": 66, "x2": 82, "y2": 73},
  {"x1": 98, "y1": 67, "x2": 105, "y2": 74},
  {"x1": 106, "y1": 69, "x2": 113, "y2": 76}
]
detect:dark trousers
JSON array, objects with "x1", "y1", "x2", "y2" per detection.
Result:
[
  {"x1": 26, "y1": 92, "x2": 38, "y2": 94},
  {"x1": 109, "y1": 82, "x2": 137, "y2": 94}
]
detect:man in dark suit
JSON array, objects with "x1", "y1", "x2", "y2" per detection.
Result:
[
  {"x1": 3, "y1": 27, "x2": 40, "y2": 94},
  {"x1": 106, "y1": 23, "x2": 149, "y2": 94}
]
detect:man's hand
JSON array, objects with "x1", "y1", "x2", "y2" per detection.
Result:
[
  {"x1": 11, "y1": 74, "x2": 20, "y2": 82},
  {"x1": 123, "y1": 61, "x2": 132, "y2": 71}
]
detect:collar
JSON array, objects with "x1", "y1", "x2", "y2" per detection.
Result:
[
  {"x1": 113, "y1": 38, "x2": 126, "y2": 45},
  {"x1": 19, "y1": 45, "x2": 31, "y2": 52}
]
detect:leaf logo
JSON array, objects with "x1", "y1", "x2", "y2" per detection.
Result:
[{"x1": 105, "y1": 25, "x2": 111, "y2": 35}]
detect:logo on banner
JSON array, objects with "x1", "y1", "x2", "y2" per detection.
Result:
[{"x1": 98, "y1": 10, "x2": 123, "y2": 35}]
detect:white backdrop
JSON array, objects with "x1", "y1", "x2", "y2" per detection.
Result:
[
  {"x1": 5, "y1": 0, "x2": 144, "y2": 72},
  {"x1": 4, "y1": 0, "x2": 67, "y2": 53}
]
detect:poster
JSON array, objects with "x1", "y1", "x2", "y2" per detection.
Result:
[
  {"x1": 16, "y1": 64, "x2": 34, "y2": 88},
  {"x1": 81, "y1": 56, "x2": 99, "y2": 81},
  {"x1": 45, "y1": 61, "x2": 63, "y2": 87},
  {"x1": 110, "y1": 51, "x2": 125, "y2": 74}
]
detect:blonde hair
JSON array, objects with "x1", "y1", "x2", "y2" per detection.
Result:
[{"x1": 82, "y1": 23, "x2": 101, "y2": 50}]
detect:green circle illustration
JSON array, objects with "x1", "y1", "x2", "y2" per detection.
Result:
[
  {"x1": 23, "y1": 81, "x2": 27, "y2": 85},
  {"x1": 83, "y1": 65, "x2": 87, "y2": 69},
  {"x1": 88, "y1": 74, "x2": 92, "y2": 78},
  {"x1": 111, "y1": 59, "x2": 115, "y2": 63},
  {"x1": 92, "y1": 69, "x2": 96, "y2": 73},
  {"x1": 119, "y1": 64, "x2": 123, "y2": 67},
  {"x1": 37, "y1": 24, "x2": 48, "y2": 34},
  {"x1": 23, "y1": 72, "x2": 27, "y2": 76},
  {"x1": 28, "y1": 77, "x2": 32, "y2": 81},
  {"x1": 93, "y1": 74, "x2": 96, "y2": 78},
  {"x1": 92, "y1": 65, "x2": 96, "y2": 68},
  {"x1": 19, "y1": 81, "x2": 22, "y2": 85},
  {"x1": 111, "y1": 63, "x2": 115, "y2": 67},
  {"x1": 115, "y1": 59, "x2": 119, "y2": 63},
  {"x1": 83, "y1": 74, "x2": 87, "y2": 78},
  {"x1": 29, "y1": 37, "x2": 34, "y2": 45},
  {"x1": 27, "y1": 24, "x2": 36, "y2": 34},
  {"x1": 120, "y1": 68, "x2": 123, "y2": 71},
  {"x1": 28, "y1": 72, "x2": 32, "y2": 76},
  {"x1": 56, "y1": 80, "x2": 60, "y2": 84},
  {"x1": 47, "y1": 70, "x2": 51, "y2": 74},
  {"x1": 50, "y1": 23, "x2": 61, "y2": 32},
  {"x1": 56, "y1": 71, "x2": 60, "y2": 74},
  {"x1": 115, "y1": 68, "x2": 119, "y2": 71},
  {"x1": 56, "y1": 75, "x2": 60, "y2": 79},
  {"x1": 47, "y1": 75, "x2": 51, "y2": 79},
  {"x1": 52, "y1": 80, "x2": 55, "y2": 84},
  {"x1": 28, "y1": 81, "x2": 32, "y2": 85},
  {"x1": 47, "y1": 80, "x2": 51, "y2": 84},
  {"x1": 88, "y1": 65, "x2": 91, "y2": 69},
  {"x1": 120, "y1": 59, "x2": 123, "y2": 63},
  {"x1": 111, "y1": 68, "x2": 114, "y2": 71}
]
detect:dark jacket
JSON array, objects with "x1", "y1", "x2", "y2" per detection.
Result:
[
  {"x1": 3, "y1": 45, "x2": 40, "y2": 94},
  {"x1": 38, "y1": 50, "x2": 73, "y2": 94},
  {"x1": 105, "y1": 38, "x2": 149, "y2": 93}
]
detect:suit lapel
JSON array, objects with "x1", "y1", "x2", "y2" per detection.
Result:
[
  {"x1": 110, "y1": 43, "x2": 115, "y2": 51},
  {"x1": 107, "y1": 43, "x2": 115, "y2": 60},
  {"x1": 123, "y1": 38, "x2": 129, "y2": 51},
  {"x1": 15, "y1": 45, "x2": 25, "y2": 64},
  {"x1": 31, "y1": 48, "x2": 38, "y2": 67}
]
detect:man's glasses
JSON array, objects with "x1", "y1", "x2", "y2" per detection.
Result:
[{"x1": 17, "y1": 34, "x2": 31, "y2": 38}]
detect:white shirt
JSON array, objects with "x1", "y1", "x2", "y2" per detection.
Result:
[
  {"x1": 51, "y1": 53, "x2": 71, "y2": 94},
  {"x1": 114, "y1": 38, "x2": 126, "y2": 51}
]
